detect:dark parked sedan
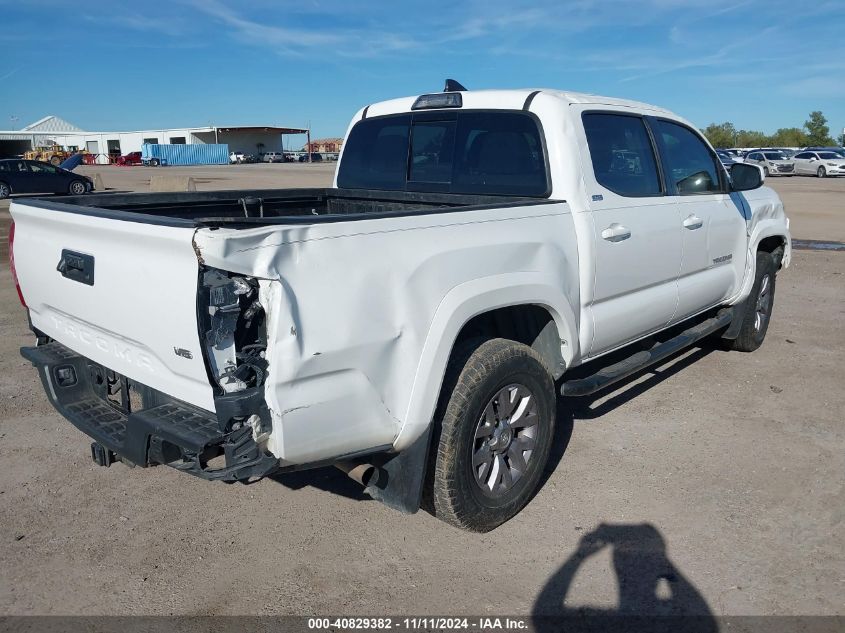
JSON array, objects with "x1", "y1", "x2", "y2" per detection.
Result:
[
  {"x1": 0, "y1": 159, "x2": 93, "y2": 198},
  {"x1": 298, "y1": 153, "x2": 323, "y2": 162}
]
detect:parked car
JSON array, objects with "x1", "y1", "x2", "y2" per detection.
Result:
[
  {"x1": 262, "y1": 152, "x2": 285, "y2": 163},
  {"x1": 299, "y1": 152, "x2": 323, "y2": 162},
  {"x1": 792, "y1": 150, "x2": 845, "y2": 177},
  {"x1": 803, "y1": 147, "x2": 845, "y2": 158},
  {"x1": 715, "y1": 150, "x2": 738, "y2": 167},
  {"x1": 229, "y1": 151, "x2": 245, "y2": 164},
  {"x1": 9, "y1": 85, "x2": 790, "y2": 532},
  {"x1": 0, "y1": 159, "x2": 93, "y2": 198},
  {"x1": 116, "y1": 151, "x2": 142, "y2": 166},
  {"x1": 742, "y1": 150, "x2": 795, "y2": 176}
]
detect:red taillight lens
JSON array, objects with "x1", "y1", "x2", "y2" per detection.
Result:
[{"x1": 8, "y1": 219, "x2": 26, "y2": 307}]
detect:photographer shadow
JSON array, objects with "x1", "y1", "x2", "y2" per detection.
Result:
[{"x1": 532, "y1": 523, "x2": 717, "y2": 633}]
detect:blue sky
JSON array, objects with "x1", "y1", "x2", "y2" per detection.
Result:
[{"x1": 1, "y1": 0, "x2": 843, "y2": 139}]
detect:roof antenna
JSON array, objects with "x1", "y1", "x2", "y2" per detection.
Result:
[{"x1": 443, "y1": 79, "x2": 467, "y2": 92}]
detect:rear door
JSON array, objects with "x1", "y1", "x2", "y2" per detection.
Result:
[
  {"x1": 10, "y1": 203, "x2": 215, "y2": 411},
  {"x1": 649, "y1": 119, "x2": 747, "y2": 321},
  {"x1": 578, "y1": 110, "x2": 682, "y2": 357},
  {"x1": 8, "y1": 160, "x2": 35, "y2": 193},
  {"x1": 793, "y1": 152, "x2": 814, "y2": 174}
]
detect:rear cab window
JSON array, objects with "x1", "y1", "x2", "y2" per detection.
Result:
[
  {"x1": 582, "y1": 112, "x2": 662, "y2": 197},
  {"x1": 337, "y1": 111, "x2": 549, "y2": 196}
]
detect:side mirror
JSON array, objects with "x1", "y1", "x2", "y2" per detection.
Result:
[
  {"x1": 809, "y1": 156, "x2": 818, "y2": 162},
  {"x1": 730, "y1": 162, "x2": 764, "y2": 191}
]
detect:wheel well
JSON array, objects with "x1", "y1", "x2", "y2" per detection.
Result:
[
  {"x1": 758, "y1": 235, "x2": 786, "y2": 268},
  {"x1": 453, "y1": 304, "x2": 565, "y2": 379}
]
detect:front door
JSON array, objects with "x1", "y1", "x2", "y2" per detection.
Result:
[
  {"x1": 579, "y1": 111, "x2": 683, "y2": 357},
  {"x1": 649, "y1": 119, "x2": 748, "y2": 320}
]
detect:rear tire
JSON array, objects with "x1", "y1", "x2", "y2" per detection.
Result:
[
  {"x1": 0, "y1": 181, "x2": 9, "y2": 199},
  {"x1": 150, "y1": 158, "x2": 160, "y2": 167},
  {"x1": 817, "y1": 166, "x2": 826, "y2": 178},
  {"x1": 431, "y1": 338, "x2": 556, "y2": 532},
  {"x1": 731, "y1": 251, "x2": 777, "y2": 352},
  {"x1": 68, "y1": 180, "x2": 87, "y2": 195}
]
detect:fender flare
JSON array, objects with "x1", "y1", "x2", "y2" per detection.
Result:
[
  {"x1": 393, "y1": 272, "x2": 578, "y2": 452},
  {"x1": 731, "y1": 221, "x2": 791, "y2": 305}
]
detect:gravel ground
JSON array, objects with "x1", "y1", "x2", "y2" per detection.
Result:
[{"x1": 0, "y1": 166, "x2": 842, "y2": 618}]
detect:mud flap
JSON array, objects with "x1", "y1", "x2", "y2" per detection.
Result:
[{"x1": 363, "y1": 425, "x2": 433, "y2": 514}]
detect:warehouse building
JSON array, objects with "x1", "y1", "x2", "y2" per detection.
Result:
[{"x1": 0, "y1": 116, "x2": 309, "y2": 163}]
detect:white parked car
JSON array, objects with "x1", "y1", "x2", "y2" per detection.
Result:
[
  {"x1": 743, "y1": 150, "x2": 795, "y2": 176},
  {"x1": 229, "y1": 151, "x2": 245, "y2": 164},
  {"x1": 792, "y1": 151, "x2": 845, "y2": 177},
  {"x1": 9, "y1": 85, "x2": 791, "y2": 531}
]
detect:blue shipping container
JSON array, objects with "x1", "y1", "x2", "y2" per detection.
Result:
[{"x1": 141, "y1": 143, "x2": 229, "y2": 166}]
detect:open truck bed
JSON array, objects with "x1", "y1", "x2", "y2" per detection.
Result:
[{"x1": 29, "y1": 188, "x2": 548, "y2": 227}]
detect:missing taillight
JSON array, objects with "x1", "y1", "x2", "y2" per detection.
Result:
[{"x1": 200, "y1": 268, "x2": 268, "y2": 394}]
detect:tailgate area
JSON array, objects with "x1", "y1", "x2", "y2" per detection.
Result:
[{"x1": 10, "y1": 203, "x2": 215, "y2": 411}]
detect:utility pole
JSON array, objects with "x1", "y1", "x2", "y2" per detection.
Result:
[{"x1": 307, "y1": 127, "x2": 312, "y2": 163}]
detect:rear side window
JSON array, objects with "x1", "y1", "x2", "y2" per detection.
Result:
[
  {"x1": 0, "y1": 162, "x2": 8, "y2": 172},
  {"x1": 582, "y1": 113, "x2": 662, "y2": 197},
  {"x1": 338, "y1": 111, "x2": 548, "y2": 196},
  {"x1": 653, "y1": 120, "x2": 724, "y2": 195},
  {"x1": 338, "y1": 115, "x2": 411, "y2": 190}
]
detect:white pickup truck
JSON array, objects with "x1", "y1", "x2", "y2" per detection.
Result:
[{"x1": 10, "y1": 84, "x2": 790, "y2": 531}]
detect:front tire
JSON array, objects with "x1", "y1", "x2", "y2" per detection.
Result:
[
  {"x1": 68, "y1": 180, "x2": 87, "y2": 195},
  {"x1": 431, "y1": 338, "x2": 556, "y2": 532},
  {"x1": 150, "y1": 158, "x2": 160, "y2": 167},
  {"x1": 0, "y1": 181, "x2": 10, "y2": 199},
  {"x1": 731, "y1": 251, "x2": 777, "y2": 352},
  {"x1": 817, "y1": 166, "x2": 826, "y2": 178}
]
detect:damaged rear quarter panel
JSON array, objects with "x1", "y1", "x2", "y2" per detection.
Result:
[{"x1": 192, "y1": 202, "x2": 577, "y2": 464}]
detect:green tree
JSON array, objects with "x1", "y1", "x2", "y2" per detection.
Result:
[
  {"x1": 769, "y1": 127, "x2": 809, "y2": 148},
  {"x1": 735, "y1": 129, "x2": 769, "y2": 148},
  {"x1": 701, "y1": 122, "x2": 738, "y2": 148},
  {"x1": 804, "y1": 111, "x2": 834, "y2": 146}
]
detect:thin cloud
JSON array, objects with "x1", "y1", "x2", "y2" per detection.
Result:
[
  {"x1": 185, "y1": 0, "x2": 419, "y2": 58},
  {"x1": 0, "y1": 66, "x2": 20, "y2": 81}
]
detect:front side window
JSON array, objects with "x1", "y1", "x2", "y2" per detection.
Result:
[
  {"x1": 337, "y1": 111, "x2": 548, "y2": 196},
  {"x1": 794, "y1": 152, "x2": 812, "y2": 159},
  {"x1": 654, "y1": 120, "x2": 723, "y2": 194},
  {"x1": 582, "y1": 113, "x2": 661, "y2": 197},
  {"x1": 28, "y1": 162, "x2": 57, "y2": 174}
]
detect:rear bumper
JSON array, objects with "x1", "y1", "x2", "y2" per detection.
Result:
[{"x1": 21, "y1": 341, "x2": 278, "y2": 482}]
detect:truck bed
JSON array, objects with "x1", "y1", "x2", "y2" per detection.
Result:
[{"x1": 27, "y1": 188, "x2": 555, "y2": 228}]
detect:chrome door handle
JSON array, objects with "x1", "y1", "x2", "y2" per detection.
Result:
[
  {"x1": 683, "y1": 214, "x2": 703, "y2": 230},
  {"x1": 601, "y1": 223, "x2": 631, "y2": 242}
]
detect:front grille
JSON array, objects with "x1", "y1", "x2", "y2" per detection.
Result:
[{"x1": 779, "y1": 164, "x2": 794, "y2": 172}]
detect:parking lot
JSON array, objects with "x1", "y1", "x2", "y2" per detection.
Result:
[{"x1": 0, "y1": 165, "x2": 843, "y2": 618}]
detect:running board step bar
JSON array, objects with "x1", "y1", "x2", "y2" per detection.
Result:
[{"x1": 561, "y1": 309, "x2": 733, "y2": 397}]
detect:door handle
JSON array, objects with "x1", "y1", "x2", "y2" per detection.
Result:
[
  {"x1": 601, "y1": 223, "x2": 631, "y2": 242},
  {"x1": 683, "y1": 214, "x2": 703, "y2": 230}
]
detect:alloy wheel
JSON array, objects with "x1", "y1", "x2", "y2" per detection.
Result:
[{"x1": 472, "y1": 383, "x2": 538, "y2": 498}]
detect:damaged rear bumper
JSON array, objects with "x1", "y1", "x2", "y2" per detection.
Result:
[{"x1": 21, "y1": 341, "x2": 278, "y2": 482}]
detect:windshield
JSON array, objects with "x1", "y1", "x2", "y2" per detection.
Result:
[
  {"x1": 337, "y1": 111, "x2": 549, "y2": 196},
  {"x1": 764, "y1": 152, "x2": 786, "y2": 160},
  {"x1": 818, "y1": 152, "x2": 840, "y2": 160}
]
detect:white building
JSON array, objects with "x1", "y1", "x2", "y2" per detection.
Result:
[{"x1": 0, "y1": 116, "x2": 310, "y2": 163}]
